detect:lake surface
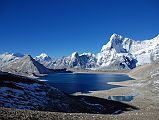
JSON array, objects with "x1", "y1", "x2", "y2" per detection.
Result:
[
  {"x1": 39, "y1": 73, "x2": 134, "y2": 94},
  {"x1": 107, "y1": 96, "x2": 134, "y2": 102}
]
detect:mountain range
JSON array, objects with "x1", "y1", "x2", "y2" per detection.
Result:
[
  {"x1": 0, "y1": 33, "x2": 159, "y2": 75},
  {"x1": 35, "y1": 33, "x2": 159, "y2": 70}
]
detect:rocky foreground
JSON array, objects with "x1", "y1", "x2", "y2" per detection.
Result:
[
  {"x1": 0, "y1": 75, "x2": 159, "y2": 120},
  {"x1": 1, "y1": 60, "x2": 159, "y2": 119},
  {"x1": 0, "y1": 71, "x2": 139, "y2": 120},
  {"x1": 0, "y1": 106, "x2": 159, "y2": 120}
]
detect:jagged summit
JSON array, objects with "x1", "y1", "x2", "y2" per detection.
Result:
[
  {"x1": 71, "y1": 52, "x2": 79, "y2": 59},
  {"x1": 80, "y1": 52, "x2": 96, "y2": 57},
  {"x1": 101, "y1": 34, "x2": 132, "y2": 53},
  {"x1": 110, "y1": 33, "x2": 123, "y2": 41},
  {"x1": 35, "y1": 53, "x2": 52, "y2": 62}
]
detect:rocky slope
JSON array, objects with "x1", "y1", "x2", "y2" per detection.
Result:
[
  {"x1": 0, "y1": 52, "x2": 23, "y2": 67},
  {"x1": 1, "y1": 55, "x2": 50, "y2": 76},
  {"x1": 0, "y1": 72, "x2": 80, "y2": 112},
  {"x1": 129, "y1": 60, "x2": 159, "y2": 79}
]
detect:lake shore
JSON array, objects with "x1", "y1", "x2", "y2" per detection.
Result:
[
  {"x1": 1, "y1": 71, "x2": 159, "y2": 120},
  {"x1": 72, "y1": 71, "x2": 159, "y2": 119},
  {"x1": 70, "y1": 68, "x2": 130, "y2": 74}
]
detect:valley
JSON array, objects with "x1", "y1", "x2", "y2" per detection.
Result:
[{"x1": 1, "y1": 34, "x2": 159, "y2": 119}]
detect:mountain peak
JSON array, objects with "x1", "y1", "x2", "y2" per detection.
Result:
[
  {"x1": 110, "y1": 33, "x2": 123, "y2": 41},
  {"x1": 35, "y1": 53, "x2": 51, "y2": 62},
  {"x1": 71, "y1": 52, "x2": 79, "y2": 58},
  {"x1": 39, "y1": 53, "x2": 49, "y2": 57}
]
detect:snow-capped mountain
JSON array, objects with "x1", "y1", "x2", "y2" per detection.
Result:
[
  {"x1": 97, "y1": 34, "x2": 137, "y2": 69},
  {"x1": 38, "y1": 33, "x2": 159, "y2": 70},
  {"x1": 1, "y1": 55, "x2": 50, "y2": 76},
  {"x1": 44, "y1": 52, "x2": 97, "y2": 69},
  {"x1": 0, "y1": 52, "x2": 23, "y2": 67},
  {"x1": 0, "y1": 33, "x2": 159, "y2": 71},
  {"x1": 68, "y1": 52, "x2": 97, "y2": 68},
  {"x1": 35, "y1": 53, "x2": 52, "y2": 62},
  {"x1": 97, "y1": 33, "x2": 159, "y2": 69}
]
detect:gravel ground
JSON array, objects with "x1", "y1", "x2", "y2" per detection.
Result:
[{"x1": 0, "y1": 107, "x2": 159, "y2": 120}]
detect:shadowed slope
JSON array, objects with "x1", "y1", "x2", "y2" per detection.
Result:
[{"x1": 0, "y1": 71, "x2": 138, "y2": 114}]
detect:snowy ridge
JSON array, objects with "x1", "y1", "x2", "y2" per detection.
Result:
[{"x1": 44, "y1": 52, "x2": 97, "y2": 69}]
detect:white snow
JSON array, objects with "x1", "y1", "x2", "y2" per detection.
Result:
[
  {"x1": 97, "y1": 34, "x2": 159, "y2": 69},
  {"x1": 35, "y1": 53, "x2": 51, "y2": 62},
  {"x1": 1, "y1": 34, "x2": 159, "y2": 70},
  {"x1": 0, "y1": 80, "x2": 48, "y2": 110}
]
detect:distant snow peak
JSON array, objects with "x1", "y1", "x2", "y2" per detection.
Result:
[
  {"x1": 80, "y1": 52, "x2": 95, "y2": 57},
  {"x1": 35, "y1": 53, "x2": 51, "y2": 62},
  {"x1": 40, "y1": 53, "x2": 49, "y2": 58},
  {"x1": 110, "y1": 33, "x2": 123, "y2": 41}
]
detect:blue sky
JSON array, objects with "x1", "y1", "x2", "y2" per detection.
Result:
[{"x1": 0, "y1": 0, "x2": 159, "y2": 57}]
